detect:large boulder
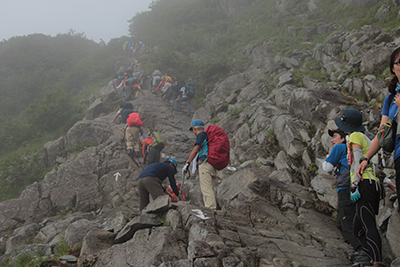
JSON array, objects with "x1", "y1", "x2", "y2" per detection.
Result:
[
  {"x1": 216, "y1": 168, "x2": 264, "y2": 209},
  {"x1": 5, "y1": 223, "x2": 40, "y2": 254},
  {"x1": 64, "y1": 219, "x2": 99, "y2": 247},
  {"x1": 33, "y1": 213, "x2": 95, "y2": 245},
  {"x1": 42, "y1": 137, "x2": 65, "y2": 167},
  {"x1": 272, "y1": 114, "x2": 310, "y2": 156},
  {"x1": 93, "y1": 227, "x2": 187, "y2": 267},
  {"x1": 0, "y1": 183, "x2": 41, "y2": 237},
  {"x1": 86, "y1": 98, "x2": 107, "y2": 120},
  {"x1": 114, "y1": 215, "x2": 163, "y2": 244},
  {"x1": 66, "y1": 120, "x2": 114, "y2": 148},
  {"x1": 360, "y1": 46, "x2": 396, "y2": 74},
  {"x1": 78, "y1": 229, "x2": 115, "y2": 267}
]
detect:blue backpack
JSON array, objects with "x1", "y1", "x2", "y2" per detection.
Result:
[{"x1": 186, "y1": 83, "x2": 195, "y2": 98}]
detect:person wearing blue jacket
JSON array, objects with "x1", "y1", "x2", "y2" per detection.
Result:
[
  {"x1": 137, "y1": 158, "x2": 179, "y2": 211},
  {"x1": 323, "y1": 129, "x2": 363, "y2": 263}
]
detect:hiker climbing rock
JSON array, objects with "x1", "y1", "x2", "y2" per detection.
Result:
[
  {"x1": 173, "y1": 82, "x2": 194, "y2": 115},
  {"x1": 183, "y1": 119, "x2": 230, "y2": 210},
  {"x1": 111, "y1": 101, "x2": 134, "y2": 124},
  {"x1": 163, "y1": 80, "x2": 182, "y2": 106},
  {"x1": 140, "y1": 131, "x2": 165, "y2": 166},
  {"x1": 124, "y1": 112, "x2": 144, "y2": 160},
  {"x1": 123, "y1": 77, "x2": 145, "y2": 101},
  {"x1": 151, "y1": 69, "x2": 162, "y2": 91},
  {"x1": 137, "y1": 158, "x2": 179, "y2": 211}
]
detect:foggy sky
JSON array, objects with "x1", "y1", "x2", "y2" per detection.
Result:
[{"x1": 0, "y1": 0, "x2": 154, "y2": 43}]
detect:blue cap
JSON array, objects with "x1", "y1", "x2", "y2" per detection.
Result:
[{"x1": 189, "y1": 119, "x2": 205, "y2": 131}]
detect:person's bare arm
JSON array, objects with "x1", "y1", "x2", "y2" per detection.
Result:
[
  {"x1": 357, "y1": 115, "x2": 389, "y2": 178},
  {"x1": 111, "y1": 111, "x2": 119, "y2": 122}
]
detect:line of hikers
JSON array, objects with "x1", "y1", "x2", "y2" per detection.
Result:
[
  {"x1": 123, "y1": 41, "x2": 152, "y2": 59},
  {"x1": 107, "y1": 48, "x2": 400, "y2": 266},
  {"x1": 151, "y1": 69, "x2": 195, "y2": 115},
  {"x1": 136, "y1": 119, "x2": 229, "y2": 212},
  {"x1": 321, "y1": 47, "x2": 400, "y2": 267},
  {"x1": 111, "y1": 67, "x2": 195, "y2": 115},
  {"x1": 111, "y1": 100, "x2": 230, "y2": 213},
  {"x1": 111, "y1": 65, "x2": 146, "y2": 102}
]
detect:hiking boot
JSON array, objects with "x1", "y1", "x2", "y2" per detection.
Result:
[{"x1": 351, "y1": 250, "x2": 371, "y2": 266}]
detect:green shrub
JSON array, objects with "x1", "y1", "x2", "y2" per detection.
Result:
[
  {"x1": 230, "y1": 105, "x2": 246, "y2": 116},
  {"x1": 211, "y1": 117, "x2": 221, "y2": 124},
  {"x1": 307, "y1": 163, "x2": 318, "y2": 175},
  {"x1": 0, "y1": 151, "x2": 50, "y2": 202}
]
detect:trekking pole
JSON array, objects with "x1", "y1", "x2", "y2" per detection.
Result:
[
  {"x1": 179, "y1": 172, "x2": 188, "y2": 201},
  {"x1": 179, "y1": 172, "x2": 186, "y2": 199}
]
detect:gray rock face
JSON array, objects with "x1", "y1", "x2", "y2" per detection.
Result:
[
  {"x1": 43, "y1": 137, "x2": 65, "y2": 167},
  {"x1": 5, "y1": 223, "x2": 39, "y2": 254},
  {"x1": 78, "y1": 229, "x2": 115, "y2": 266},
  {"x1": 86, "y1": 98, "x2": 107, "y2": 120},
  {"x1": 114, "y1": 215, "x2": 163, "y2": 244},
  {"x1": 143, "y1": 194, "x2": 171, "y2": 214},
  {"x1": 66, "y1": 120, "x2": 113, "y2": 148},
  {"x1": 360, "y1": 46, "x2": 395, "y2": 74},
  {"x1": 64, "y1": 219, "x2": 99, "y2": 247},
  {"x1": 0, "y1": 183, "x2": 40, "y2": 237},
  {"x1": 95, "y1": 227, "x2": 188, "y2": 267}
]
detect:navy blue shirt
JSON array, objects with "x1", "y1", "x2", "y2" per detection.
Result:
[
  {"x1": 121, "y1": 109, "x2": 134, "y2": 124},
  {"x1": 138, "y1": 162, "x2": 179, "y2": 196},
  {"x1": 195, "y1": 131, "x2": 208, "y2": 161}
]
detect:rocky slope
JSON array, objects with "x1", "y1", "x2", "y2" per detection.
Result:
[{"x1": 2, "y1": 7, "x2": 400, "y2": 267}]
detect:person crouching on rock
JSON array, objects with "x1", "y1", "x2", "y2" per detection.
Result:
[{"x1": 137, "y1": 158, "x2": 179, "y2": 211}]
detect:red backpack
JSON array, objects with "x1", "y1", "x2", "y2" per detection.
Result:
[
  {"x1": 205, "y1": 125, "x2": 230, "y2": 170},
  {"x1": 126, "y1": 113, "x2": 143, "y2": 127}
]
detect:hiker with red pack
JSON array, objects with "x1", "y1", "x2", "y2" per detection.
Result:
[
  {"x1": 183, "y1": 119, "x2": 230, "y2": 210},
  {"x1": 124, "y1": 112, "x2": 144, "y2": 160}
]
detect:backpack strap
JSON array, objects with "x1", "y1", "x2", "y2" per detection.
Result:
[
  {"x1": 337, "y1": 162, "x2": 349, "y2": 171},
  {"x1": 388, "y1": 93, "x2": 395, "y2": 109}
]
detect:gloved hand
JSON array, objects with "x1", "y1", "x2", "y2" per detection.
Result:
[
  {"x1": 350, "y1": 182, "x2": 361, "y2": 202},
  {"x1": 182, "y1": 162, "x2": 190, "y2": 174}
]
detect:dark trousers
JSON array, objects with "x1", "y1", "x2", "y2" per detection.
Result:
[
  {"x1": 336, "y1": 188, "x2": 360, "y2": 251},
  {"x1": 144, "y1": 143, "x2": 164, "y2": 166},
  {"x1": 352, "y1": 179, "x2": 381, "y2": 262},
  {"x1": 137, "y1": 176, "x2": 164, "y2": 210},
  {"x1": 395, "y1": 157, "x2": 400, "y2": 207}
]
